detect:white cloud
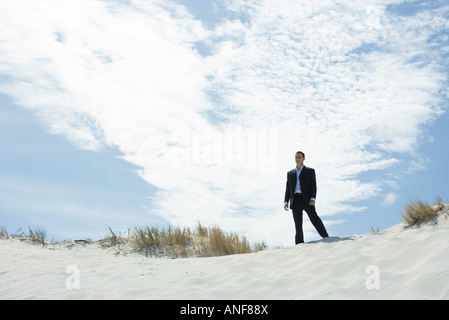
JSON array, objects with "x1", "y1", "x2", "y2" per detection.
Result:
[
  {"x1": 382, "y1": 193, "x2": 398, "y2": 207},
  {"x1": 0, "y1": 0, "x2": 448, "y2": 246}
]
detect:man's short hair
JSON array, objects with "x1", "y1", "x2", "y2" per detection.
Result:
[{"x1": 296, "y1": 151, "x2": 305, "y2": 158}]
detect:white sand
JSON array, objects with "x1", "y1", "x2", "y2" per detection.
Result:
[{"x1": 1, "y1": 208, "x2": 449, "y2": 300}]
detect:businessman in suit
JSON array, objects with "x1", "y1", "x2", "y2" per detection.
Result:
[{"x1": 284, "y1": 151, "x2": 329, "y2": 244}]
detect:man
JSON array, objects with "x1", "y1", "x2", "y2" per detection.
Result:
[{"x1": 284, "y1": 151, "x2": 329, "y2": 244}]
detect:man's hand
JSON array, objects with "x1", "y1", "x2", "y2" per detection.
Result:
[
  {"x1": 309, "y1": 200, "x2": 316, "y2": 206},
  {"x1": 284, "y1": 204, "x2": 289, "y2": 211}
]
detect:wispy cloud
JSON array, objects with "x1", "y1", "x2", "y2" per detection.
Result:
[{"x1": 0, "y1": 0, "x2": 448, "y2": 245}]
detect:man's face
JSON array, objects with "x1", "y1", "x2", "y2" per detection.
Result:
[{"x1": 295, "y1": 153, "x2": 305, "y2": 167}]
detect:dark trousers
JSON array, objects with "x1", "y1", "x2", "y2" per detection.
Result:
[{"x1": 292, "y1": 193, "x2": 329, "y2": 244}]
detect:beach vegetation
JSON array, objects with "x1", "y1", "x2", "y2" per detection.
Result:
[
  {"x1": 0, "y1": 222, "x2": 266, "y2": 258},
  {"x1": 0, "y1": 226, "x2": 8, "y2": 238},
  {"x1": 129, "y1": 223, "x2": 267, "y2": 258},
  {"x1": 28, "y1": 227, "x2": 46, "y2": 244},
  {"x1": 402, "y1": 197, "x2": 443, "y2": 227}
]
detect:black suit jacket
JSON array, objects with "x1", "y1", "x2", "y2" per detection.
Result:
[{"x1": 284, "y1": 166, "x2": 317, "y2": 208}]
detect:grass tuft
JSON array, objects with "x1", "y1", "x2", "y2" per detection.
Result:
[
  {"x1": 28, "y1": 227, "x2": 46, "y2": 245},
  {"x1": 0, "y1": 226, "x2": 8, "y2": 238},
  {"x1": 129, "y1": 223, "x2": 266, "y2": 258},
  {"x1": 402, "y1": 198, "x2": 439, "y2": 227}
]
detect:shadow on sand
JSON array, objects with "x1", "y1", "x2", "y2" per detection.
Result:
[{"x1": 307, "y1": 236, "x2": 356, "y2": 244}]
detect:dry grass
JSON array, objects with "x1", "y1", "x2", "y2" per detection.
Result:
[
  {"x1": 0, "y1": 226, "x2": 46, "y2": 244},
  {"x1": 99, "y1": 227, "x2": 129, "y2": 255},
  {"x1": 129, "y1": 223, "x2": 267, "y2": 258},
  {"x1": 131, "y1": 225, "x2": 191, "y2": 257},
  {"x1": 1, "y1": 222, "x2": 266, "y2": 258},
  {"x1": 27, "y1": 227, "x2": 47, "y2": 244},
  {"x1": 402, "y1": 198, "x2": 441, "y2": 228},
  {"x1": 0, "y1": 226, "x2": 8, "y2": 238}
]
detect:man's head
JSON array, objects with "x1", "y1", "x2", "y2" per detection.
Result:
[{"x1": 295, "y1": 151, "x2": 305, "y2": 168}]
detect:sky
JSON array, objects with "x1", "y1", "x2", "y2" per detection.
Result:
[{"x1": 0, "y1": 0, "x2": 448, "y2": 247}]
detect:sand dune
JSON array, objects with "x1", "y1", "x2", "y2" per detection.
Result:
[{"x1": 1, "y1": 208, "x2": 449, "y2": 300}]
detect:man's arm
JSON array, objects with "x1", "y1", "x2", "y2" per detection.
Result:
[
  {"x1": 309, "y1": 169, "x2": 317, "y2": 206},
  {"x1": 284, "y1": 173, "x2": 290, "y2": 211}
]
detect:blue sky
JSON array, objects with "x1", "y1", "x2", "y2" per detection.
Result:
[
  {"x1": 1, "y1": 0, "x2": 448, "y2": 246},
  {"x1": 0, "y1": 94, "x2": 166, "y2": 239}
]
